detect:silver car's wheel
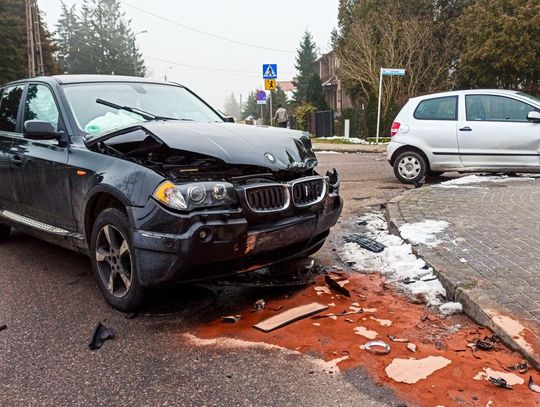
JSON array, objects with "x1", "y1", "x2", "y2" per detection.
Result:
[
  {"x1": 393, "y1": 151, "x2": 427, "y2": 184},
  {"x1": 95, "y1": 224, "x2": 133, "y2": 298}
]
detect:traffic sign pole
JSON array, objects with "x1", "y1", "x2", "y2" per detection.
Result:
[
  {"x1": 269, "y1": 91, "x2": 273, "y2": 126},
  {"x1": 376, "y1": 68, "x2": 383, "y2": 144}
]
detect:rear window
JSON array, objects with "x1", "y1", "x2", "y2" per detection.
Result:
[{"x1": 414, "y1": 96, "x2": 458, "y2": 121}]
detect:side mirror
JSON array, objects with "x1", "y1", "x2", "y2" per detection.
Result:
[
  {"x1": 23, "y1": 120, "x2": 61, "y2": 141},
  {"x1": 222, "y1": 116, "x2": 235, "y2": 123},
  {"x1": 527, "y1": 111, "x2": 540, "y2": 123}
]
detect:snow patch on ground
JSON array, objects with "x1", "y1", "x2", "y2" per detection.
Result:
[
  {"x1": 316, "y1": 150, "x2": 343, "y2": 154},
  {"x1": 183, "y1": 333, "x2": 347, "y2": 373},
  {"x1": 340, "y1": 212, "x2": 459, "y2": 312},
  {"x1": 314, "y1": 136, "x2": 387, "y2": 145},
  {"x1": 399, "y1": 220, "x2": 449, "y2": 247},
  {"x1": 436, "y1": 174, "x2": 534, "y2": 188},
  {"x1": 439, "y1": 302, "x2": 463, "y2": 316}
]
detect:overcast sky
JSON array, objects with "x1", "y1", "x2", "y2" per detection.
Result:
[{"x1": 38, "y1": 0, "x2": 339, "y2": 110}]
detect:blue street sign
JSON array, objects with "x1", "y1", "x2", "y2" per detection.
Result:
[
  {"x1": 256, "y1": 90, "x2": 267, "y2": 105},
  {"x1": 381, "y1": 68, "x2": 406, "y2": 76},
  {"x1": 263, "y1": 64, "x2": 278, "y2": 79}
]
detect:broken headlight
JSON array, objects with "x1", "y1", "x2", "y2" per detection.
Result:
[{"x1": 153, "y1": 181, "x2": 238, "y2": 211}]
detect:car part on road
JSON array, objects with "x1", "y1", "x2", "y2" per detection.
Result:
[
  {"x1": 343, "y1": 234, "x2": 385, "y2": 253},
  {"x1": 387, "y1": 335, "x2": 409, "y2": 343},
  {"x1": 0, "y1": 324, "x2": 6, "y2": 332},
  {"x1": 253, "y1": 299, "x2": 266, "y2": 311},
  {"x1": 507, "y1": 360, "x2": 529, "y2": 374},
  {"x1": 413, "y1": 175, "x2": 426, "y2": 189},
  {"x1": 475, "y1": 338, "x2": 495, "y2": 351},
  {"x1": 393, "y1": 151, "x2": 427, "y2": 185},
  {"x1": 363, "y1": 340, "x2": 391, "y2": 355},
  {"x1": 529, "y1": 376, "x2": 540, "y2": 393},
  {"x1": 489, "y1": 377, "x2": 513, "y2": 390},
  {"x1": 253, "y1": 302, "x2": 328, "y2": 332},
  {"x1": 222, "y1": 315, "x2": 241, "y2": 323},
  {"x1": 88, "y1": 322, "x2": 115, "y2": 350},
  {"x1": 324, "y1": 275, "x2": 351, "y2": 297},
  {"x1": 407, "y1": 343, "x2": 417, "y2": 352}
]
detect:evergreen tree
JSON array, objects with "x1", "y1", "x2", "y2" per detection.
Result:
[
  {"x1": 55, "y1": 0, "x2": 146, "y2": 76},
  {"x1": 305, "y1": 73, "x2": 328, "y2": 110},
  {"x1": 294, "y1": 30, "x2": 319, "y2": 103},
  {"x1": 0, "y1": 0, "x2": 59, "y2": 83},
  {"x1": 223, "y1": 92, "x2": 241, "y2": 120},
  {"x1": 241, "y1": 91, "x2": 261, "y2": 120}
]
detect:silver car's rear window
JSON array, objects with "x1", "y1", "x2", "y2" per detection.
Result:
[{"x1": 413, "y1": 96, "x2": 458, "y2": 121}]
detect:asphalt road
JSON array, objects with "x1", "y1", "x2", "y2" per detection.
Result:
[{"x1": 0, "y1": 152, "x2": 409, "y2": 407}]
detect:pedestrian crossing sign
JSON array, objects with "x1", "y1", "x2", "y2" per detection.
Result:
[
  {"x1": 262, "y1": 64, "x2": 277, "y2": 79},
  {"x1": 265, "y1": 79, "x2": 276, "y2": 91}
]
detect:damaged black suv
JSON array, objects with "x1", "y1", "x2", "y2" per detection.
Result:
[{"x1": 0, "y1": 75, "x2": 342, "y2": 311}]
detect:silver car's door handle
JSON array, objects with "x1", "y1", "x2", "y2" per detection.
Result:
[{"x1": 459, "y1": 126, "x2": 472, "y2": 132}]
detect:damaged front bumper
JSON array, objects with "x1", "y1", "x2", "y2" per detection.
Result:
[{"x1": 129, "y1": 176, "x2": 343, "y2": 286}]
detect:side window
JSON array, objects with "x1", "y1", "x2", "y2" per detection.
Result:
[
  {"x1": 24, "y1": 84, "x2": 60, "y2": 131},
  {"x1": 0, "y1": 85, "x2": 24, "y2": 132},
  {"x1": 466, "y1": 95, "x2": 536, "y2": 122},
  {"x1": 414, "y1": 96, "x2": 457, "y2": 120}
]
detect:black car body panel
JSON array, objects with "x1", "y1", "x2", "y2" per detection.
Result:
[{"x1": 0, "y1": 75, "x2": 342, "y2": 289}]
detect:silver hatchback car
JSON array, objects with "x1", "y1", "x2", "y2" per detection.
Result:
[{"x1": 387, "y1": 89, "x2": 540, "y2": 184}]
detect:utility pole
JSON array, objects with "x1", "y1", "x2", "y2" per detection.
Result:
[
  {"x1": 25, "y1": 0, "x2": 35, "y2": 77},
  {"x1": 32, "y1": 0, "x2": 44, "y2": 76}
]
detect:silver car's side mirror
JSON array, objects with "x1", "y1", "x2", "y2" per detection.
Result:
[{"x1": 527, "y1": 111, "x2": 540, "y2": 122}]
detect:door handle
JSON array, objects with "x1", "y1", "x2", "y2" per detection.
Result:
[
  {"x1": 11, "y1": 154, "x2": 23, "y2": 166},
  {"x1": 459, "y1": 126, "x2": 472, "y2": 132}
]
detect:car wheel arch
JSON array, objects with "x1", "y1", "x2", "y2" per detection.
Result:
[
  {"x1": 390, "y1": 145, "x2": 431, "y2": 171},
  {"x1": 83, "y1": 187, "x2": 132, "y2": 246}
]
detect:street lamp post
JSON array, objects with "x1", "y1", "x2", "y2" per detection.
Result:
[
  {"x1": 133, "y1": 30, "x2": 148, "y2": 76},
  {"x1": 164, "y1": 66, "x2": 173, "y2": 81}
]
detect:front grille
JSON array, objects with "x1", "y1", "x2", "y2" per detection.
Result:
[
  {"x1": 245, "y1": 184, "x2": 289, "y2": 212},
  {"x1": 292, "y1": 177, "x2": 326, "y2": 207}
]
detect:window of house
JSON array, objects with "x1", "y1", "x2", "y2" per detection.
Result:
[
  {"x1": 0, "y1": 85, "x2": 24, "y2": 132},
  {"x1": 413, "y1": 96, "x2": 458, "y2": 120},
  {"x1": 466, "y1": 95, "x2": 536, "y2": 122}
]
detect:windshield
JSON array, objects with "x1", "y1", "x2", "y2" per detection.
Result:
[
  {"x1": 62, "y1": 82, "x2": 223, "y2": 134},
  {"x1": 516, "y1": 92, "x2": 540, "y2": 104}
]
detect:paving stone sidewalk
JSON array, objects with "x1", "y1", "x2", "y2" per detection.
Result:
[
  {"x1": 312, "y1": 142, "x2": 387, "y2": 154},
  {"x1": 386, "y1": 177, "x2": 540, "y2": 368}
]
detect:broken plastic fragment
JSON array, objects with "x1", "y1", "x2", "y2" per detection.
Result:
[
  {"x1": 222, "y1": 315, "x2": 241, "y2": 323},
  {"x1": 407, "y1": 343, "x2": 417, "y2": 352},
  {"x1": 528, "y1": 376, "x2": 540, "y2": 393},
  {"x1": 388, "y1": 335, "x2": 409, "y2": 343},
  {"x1": 354, "y1": 326, "x2": 379, "y2": 340},
  {"x1": 475, "y1": 339, "x2": 494, "y2": 351},
  {"x1": 253, "y1": 299, "x2": 265, "y2": 311},
  {"x1": 324, "y1": 275, "x2": 351, "y2": 297},
  {"x1": 385, "y1": 356, "x2": 451, "y2": 384},
  {"x1": 344, "y1": 234, "x2": 385, "y2": 253},
  {"x1": 363, "y1": 340, "x2": 391, "y2": 355},
  {"x1": 489, "y1": 377, "x2": 513, "y2": 390},
  {"x1": 89, "y1": 322, "x2": 114, "y2": 350}
]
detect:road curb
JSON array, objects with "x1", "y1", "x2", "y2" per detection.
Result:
[{"x1": 385, "y1": 189, "x2": 540, "y2": 371}]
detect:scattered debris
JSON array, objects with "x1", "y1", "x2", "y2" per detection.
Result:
[
  {"x1": 402, "y1": 277, "x2": 416, "y2": 285},
  {"x1": 388, "y1": 335, "x2": 409, "y2": 343},
  {"x1": 434, "y1": 340, "x2": 443, "y2": 350},
  {"x1": 254, "y1": 302, "x2": 328, "y2": 333},
  {"x1": 312, "y1": 322, "x2": 321, "y2": 327},
  {"x1": 363, "y1": 340, "x2": 391, "y2": 355},
  {"x1": 370, "y1": 316, "x2": 392, "y2": 326},
  {"x1": 385, "y1": 356, "x2": 452, "y2": 384},
  {"x1": 473, "y1": 368, "x2": 524, "y2": 386},
  {"x1": 0, "y1": 324, "x2": 6, "y2": 332},
  {"x1": 407, "y1": 343, "x2": 417, "y2": 352},
  {"x1": 343, "y1": 234, "x2": 385, "y2": 253},
  {"x1": 413, "y1": 175, "x2": 426, "y2": 189},
  {"x1": 88, "y1": 322, "x2": 114, "y2": 350},
  {"x1": 324, "y1": 275, "x2": 351, "y2": 297},
  {"x1": 314, "y1": 285, "x2": 331, "y2": 296},
  {"x1": 253, "y1": 299, "x2": 266, "y2": 311},
  {"x1": 344, "y1": 318, "x2": 355, "y2": 323},
  {"x1": 222, "y1": 315, "x2": 241, "y2": 323},
  {"x1": 489, "y1": 377, "x2": 513, "y2": 390},
  {"x1": 354, "y1": 326, "x2": 379, "y2": 340},
  {"x1": 475, "y1": 339, "x2": 494, "y2": 351},
  {"x1": 305, "y1": 259, "x2": 315, "y2": 270},
  {"x1": 528, "y1": 376, "x2": 540, "y2": 393},
  {"x1": 312, "y1": 309, "x2": 363, "y2": 319},
  {"x1": 507, "y1": 360, "x2": 529, "y2": 374}
]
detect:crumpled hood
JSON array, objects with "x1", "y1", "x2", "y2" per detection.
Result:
[{"x1": 87, "y1": 121, "x2": 318, "y2": 171}]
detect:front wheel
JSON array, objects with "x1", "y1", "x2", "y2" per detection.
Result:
[
  {"x1": 90, "y1": 208, "x2": 144, "y2": 312},
  {"x1": 393, "y1": 151, "x2": 427, "y2": 184}
]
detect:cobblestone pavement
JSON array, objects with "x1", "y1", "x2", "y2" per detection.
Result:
[
  {"x1": 312, "y1": 142, "x2": 387, "y2": 154},
  {"x1": 387, "y1": 177, "x2": 540, "y2": 367}
]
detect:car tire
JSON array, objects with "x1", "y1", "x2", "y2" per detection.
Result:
[
  {"x1": 90, "y1": 208, "x2": 144, "y2": 312},
  {"x1": 0, "y1": 224, "x2": 10, "y2": 242},
  {"x1": 393, "y1": 151, "x2": 427, "y2": 184}
]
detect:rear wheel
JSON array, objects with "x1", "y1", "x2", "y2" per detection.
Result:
[
  {"x1": 90, "y1": 208, "x2": 144, "y2": 312},
  {"x1": 0, "y1": 224, "x2": 10, "y2": 242},
  {"x1": 393, "y1": 151, "x2": 427, "y2": 184}
]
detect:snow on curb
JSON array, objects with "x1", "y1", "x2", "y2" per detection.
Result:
[
  {"x1": 399, "y1": 220, "x2": 449, "y2": 247},
  {"x1": 339, "y1": 212, "x2": 462, "y2": 315},
  {"x1": 435, "y1": 174, "x2": 535, "y2": 189}
]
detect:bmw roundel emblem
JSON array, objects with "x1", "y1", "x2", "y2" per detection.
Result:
[{"x1": 264, "y1": 152, "x2": 276, "y2": 163}]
